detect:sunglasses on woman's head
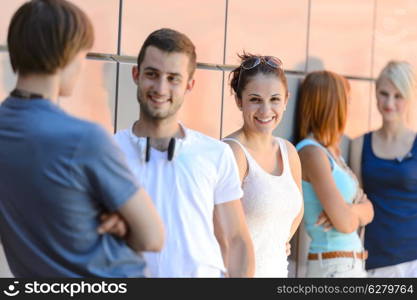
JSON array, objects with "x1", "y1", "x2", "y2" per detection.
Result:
[
  {"x1": 236, "y1": 56, "x2": 283, "y2": 92},
  {"x1": 240, "y1": 56, "x2": 283, "y2": 70}
]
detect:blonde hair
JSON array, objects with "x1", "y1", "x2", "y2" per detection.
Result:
[
  {"x1": 376, "y1": 60, "x2": 416, "y2": 100},
  {"x1": 297, "y1": 70, "x2": 350, "y2": 147}
]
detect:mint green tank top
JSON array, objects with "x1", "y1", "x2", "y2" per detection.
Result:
[{"x1": 296, "y1": 138, "x2": 362, "y2": 253}]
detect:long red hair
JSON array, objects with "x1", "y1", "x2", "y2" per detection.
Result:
[{"x1": 298, "y1": 70, "x2": 350, "y2": 147}]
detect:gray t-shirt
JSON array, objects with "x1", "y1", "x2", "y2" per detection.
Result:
[{"x1": 0, "y1": 97, "x2": 145, "y2": 277}]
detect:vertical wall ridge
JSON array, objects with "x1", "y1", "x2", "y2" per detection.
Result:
[
  {"x1": 219, "y1": 0, "x2": 229, "y2": 139},
  {"x1": 113, "y1": 0, "x2": 124, "y2": 133},
  {"x1": 368, "y1": 0, "x2": 378, "y2": 131}
]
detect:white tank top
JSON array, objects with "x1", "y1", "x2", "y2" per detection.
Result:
[{"x1": 223, "y1": 137, "x2": 303, "y2": 277}]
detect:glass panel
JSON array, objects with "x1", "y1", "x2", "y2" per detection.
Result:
[
  {"x1": 116, "y1": 62, "x2": 139, "y2": 132},
  {"x1": 121, "y1": 0, "x2": 226, "y2": 64},
  {"x1": 295, "y1": 222, "x2": 311, "y2": 278},
  {"x1": 0, "y1": 0, "x2": 27, "y2": 45},
  {"x1": 308, "y1": 0, "x2": 374, "y2": 77},
  {"x1": 369, "y1": 82, "x2": 382, "y2": 131},
  {"x1": 59, "y1": 59, "x2": 117, "y2": 134},
  {"x1": 373, "y1": 0, "x2": 417, "y2": 131},
  {"x1": 373, "y1": 0, "x2": 417, "y2": 76},
  {"x1": 345, "y1": 79, "x2": 372, "y2": 138},
  {"x1": 0, "y1": 52, "x2": 17, "y2": 102},
  {"x1": 180, "y1": 69, "x2": 223, "y2": 138},
  {"x1": 226, "y1": 0, "x2": 309, "y2": 72},
  {"x1": 68, "y1": 0, "x2": 120, "y2": 54},
  {"x1": 273, "y1": 75, "x2": 303, "y2": 142},
  {"x1": 221, "y1": 72, "x2": 242, "y2": 138}
]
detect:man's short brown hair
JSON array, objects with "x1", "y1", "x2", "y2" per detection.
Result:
[
  {"x1": 7, "y1": 0, "x2": 94, "y2": 76},
  {"x1": 137, "y1": 28, "x2": 197, "y2": 78}
]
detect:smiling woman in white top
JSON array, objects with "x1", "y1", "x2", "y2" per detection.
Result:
[{"x1": 221, "y1": 53, "x2": 304, "y2": 277}]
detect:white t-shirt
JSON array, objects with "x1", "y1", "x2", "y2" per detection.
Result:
[{"x1": 114, "y1": 124, "x2": 243, "y2": 277}]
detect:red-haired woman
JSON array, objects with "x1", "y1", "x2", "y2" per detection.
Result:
[{"x1": 296, "y1": 70, "x2": 374, "y2": 277}]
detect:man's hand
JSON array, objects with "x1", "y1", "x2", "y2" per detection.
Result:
[{"x1": 97, "y1": 212, "x2": 128, "y2": 238}]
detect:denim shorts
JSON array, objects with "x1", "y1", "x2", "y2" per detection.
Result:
[{"x1": 306, "y1": 256, "x2": 367, "y2": 278}]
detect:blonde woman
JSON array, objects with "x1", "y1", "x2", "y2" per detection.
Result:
[{"x1": 350, "y1": 61, "x2": 417, "y2": 277}]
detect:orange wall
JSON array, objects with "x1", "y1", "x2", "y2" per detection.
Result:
[{"x1": 2, "y1": 0, "x2": 417, "y2": 277}]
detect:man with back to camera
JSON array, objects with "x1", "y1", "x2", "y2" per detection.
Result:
[
  {"x1": 110, "y1": 28, "x2": 255, "y2": 277},
  {"x1": 0, "y1": 0, "x2": 164, "y2": 277}
]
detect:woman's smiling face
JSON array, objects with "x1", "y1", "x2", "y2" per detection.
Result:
[{"x1": 238, "y1": 73, "x2": 288, "y2": 135}]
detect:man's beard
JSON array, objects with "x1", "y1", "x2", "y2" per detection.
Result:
[{"x1": 137, "y1": 90, "x2": 180, "y2": 120}]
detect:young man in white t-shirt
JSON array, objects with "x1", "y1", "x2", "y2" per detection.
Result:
[{"x1": 104, "y1": 28, "x2": 254, "y2": 277}]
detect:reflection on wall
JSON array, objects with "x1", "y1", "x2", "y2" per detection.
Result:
[
  {"x1": 227, "y1": 0, "x2": 309, "y2": 71},
  {"x1": 59, "y1": 60, "x2": 117, "y2": 133},
  {"x1": 345, "y1": 80, "x2": 372, "y2": 139},
  {"x1": 308, "y1": 0, "x2": 374, "y2": 77},
  {"x1": 179, "y1": 69, "x2": 223, "y2": 138},
  {"x1": 374, "y1": 0, "x2": 417, "y2": 75},
  {"x1": 0, "y1": 53, "x2": 16, "y2": 102},
  {"x1": 121, "y1": 0, "x2": 225, "y2": 64},
  {"x1": 0, "y1": 0, "x2": 27, "y2": 45},
  {"x1": 70, "y1": 0, "x2": 120, "y2": 54}
]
